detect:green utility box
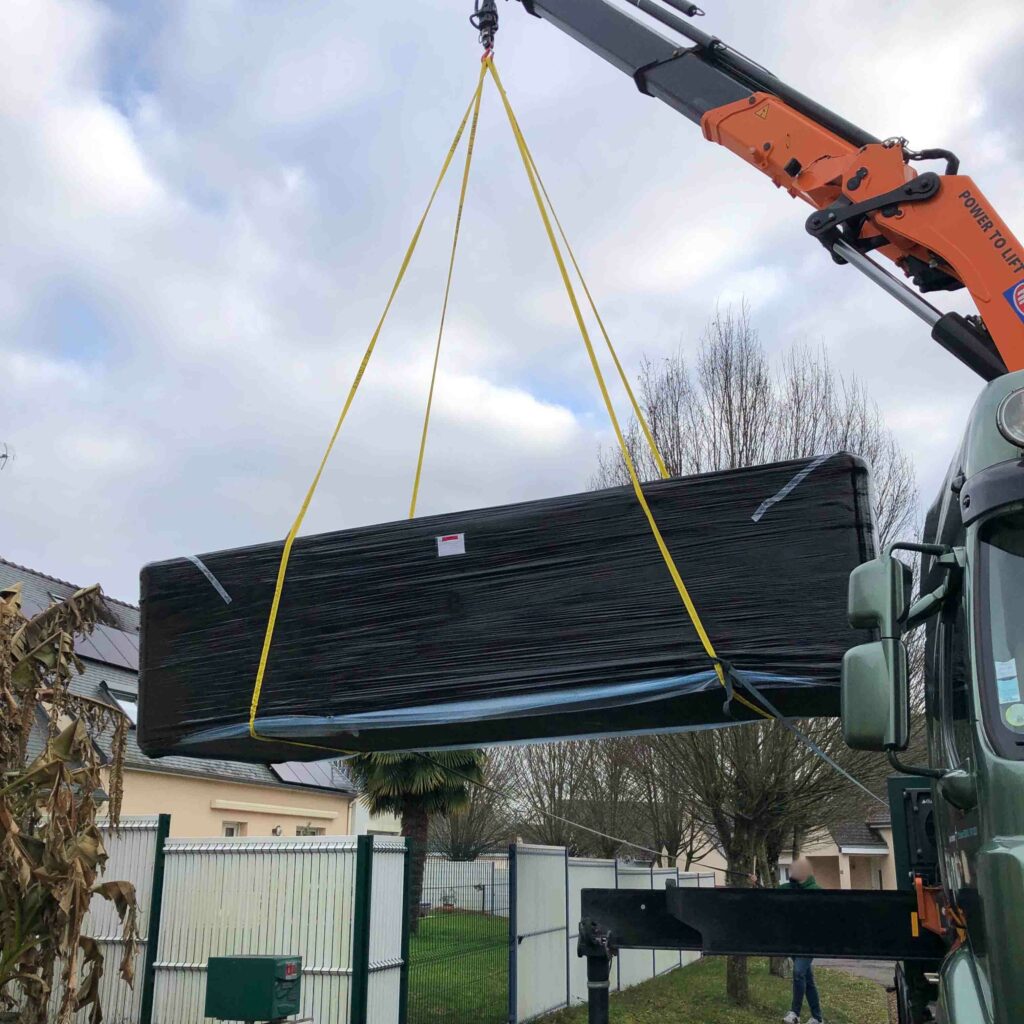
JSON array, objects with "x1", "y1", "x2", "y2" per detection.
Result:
[{"x1": 204, "y1": 955, "x2": 302, "y2": 1021}]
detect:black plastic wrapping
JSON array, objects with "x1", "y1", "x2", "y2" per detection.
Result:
[{"x1": 138, "y1": 454, "x2": 875, "y2": 761}]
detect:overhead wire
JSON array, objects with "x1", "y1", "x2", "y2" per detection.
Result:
[{"x1": 418, "y1": 721, "x2": 886, "y2": 883}]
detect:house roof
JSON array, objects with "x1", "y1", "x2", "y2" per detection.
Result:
[
  {"x1": 830, "y1": 820, "x2": 888, "y2": 852},
  {"x1": 4, "y1": 557, "x2": 355, "y2": 797},
  {"x1": 0, "y1": 557, "x2": 140, "y2": 670}
]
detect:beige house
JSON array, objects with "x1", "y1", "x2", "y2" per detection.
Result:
[
  {"x1": 3, "y1": 557, "x2": 400, "y2": 839},
  {"x1": 781, "y1": 818, "x2": 897, "y2": 890},
  {"x1": 685, "y1": 815, "x2": 897, "y2": 889}
]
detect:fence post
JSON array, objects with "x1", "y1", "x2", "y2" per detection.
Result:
[
  {"x1": 398, "y1": 838, "x2": 412, "y2": 1024},
  {"x1": 350, "y1": 835, "x2": 374, "y2": 1024},
  {"x1": 139, "y1": 813, "x2": 170, "y2": 1024},
  {"x1": 507, "y1": 844, "x2": 517, "y2": 1024},
  {"x1": 564, "y1": 848, "x2": 571, "y2": 1009},
  {"x1": 650, "y1": 862, "x2": 656, "y2": 979},
  {"x1": 613, "y1": 859, "x2": 621, "y2": 993},
  {"x1": 676, "y1": 867, "x2": 683, "y2": 968}
]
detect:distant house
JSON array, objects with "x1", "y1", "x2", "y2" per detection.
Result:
[
  {"x1": 1, "y1": 557, "x2": 400, "y2": 839},
  {"x1": 780, "y1": 816, "x2": 897, "y2": 890},
  {"x1": 688, "y1": 815, "x2": 897, "y2": 890}
]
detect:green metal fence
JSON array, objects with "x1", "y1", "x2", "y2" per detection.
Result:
[{"x1": 404, "y1": 850, "x2": 511, "y2": 1024}]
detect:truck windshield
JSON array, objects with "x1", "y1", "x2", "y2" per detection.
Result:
[{"x1": 978, "y1": 509, "x2": 1024, "y2": 758}]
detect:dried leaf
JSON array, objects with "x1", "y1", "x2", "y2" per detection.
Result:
[{"x1": 0, "y1": 583, "x2": 138, "y2": 1020}]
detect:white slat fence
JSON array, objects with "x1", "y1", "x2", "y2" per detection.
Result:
[
  {"x1": 512, "y1": 844, "x2": 714, "y2": 1022},
  {"x1": 150, "y1": 835, "x2": 360, "y2": 1024}
]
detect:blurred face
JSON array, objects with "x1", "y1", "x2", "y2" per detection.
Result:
[{"x1": 790, "y1": 857, "x2": 812, "y2": 882}]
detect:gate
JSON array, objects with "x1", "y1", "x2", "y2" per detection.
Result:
[
  {"x1": 510, "y1": 844, "x2": 568, "y2": 1021},
  {"x1": 405, "y1": 851, "x2": 510, "y2": 1024},
  {"x1": 510, "y1": 844, "x2": 713, "y2": 1022}
]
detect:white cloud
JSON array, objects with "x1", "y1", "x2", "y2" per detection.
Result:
[
  {"x1": 66, "y1": 433, "x2": 149, "y2": 472},
  {"x1": 0, "y1": 0, "x2": 111, "y2": 113},
  {"x1": 5, "y1": 351, "x2": 92, "y2": 391},
  {"x1": 0, "y1": 0, "x2": 1020, "y2": 602}
]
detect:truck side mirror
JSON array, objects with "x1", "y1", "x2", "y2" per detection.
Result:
[
  {"x1": 847, "y1": 554, "x2": 912, "y2": 633},
  {"x1": 842, "y1": 552, "x2": 912, "y2": 751},
  {"x1": 842, "y1": 639, "x2": 909, "y2": 750}
]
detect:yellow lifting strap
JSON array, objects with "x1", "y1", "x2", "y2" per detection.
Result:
[
  {"x1": 247, "y1": 62, "x2": 488, "y2": 749},
  {"x1": 248, "y1": 57, "x2": 769, "y2": 750},
  {"x1": 486, "y1": 60, "x2": 770, "y2": 720},
  {"x1": 409, "y1": 65, "x2": 485, "y2": 519}
]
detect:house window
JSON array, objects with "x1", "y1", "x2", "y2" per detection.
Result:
[
  {"x1": 296, "y1": 825, "x2": 325, "y2": 837},
  {"x1": 107, "y1": 689, "x2": 138, "y2": 727},
  {"x1": 222, "y1": 822, "x2": 247, "y2": 837}
]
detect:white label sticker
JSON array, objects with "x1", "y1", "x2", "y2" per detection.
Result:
[
  {"x1": 436, "y1": 532, "x2": 466, "y2": 557},
  {"x1": 996, "y1": 660, "x2": 1021, "y2": 705}
]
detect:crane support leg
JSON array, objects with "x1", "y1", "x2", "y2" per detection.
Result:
[{"x1": 578, "y1": 919, "x2": 615, "y2": 1024}]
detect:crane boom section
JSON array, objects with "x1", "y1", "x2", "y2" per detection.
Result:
[
  {"x1": 704, "y1": 94, "x2": 1024, "y2": 373},
  {"x1": 519, "y1": 0, "x2": 1024, "y2": 376}
]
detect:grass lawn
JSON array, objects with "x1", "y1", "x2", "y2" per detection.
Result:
[
  {"x1": 544, "y1": 956, "x2": 888, "y2": 1024},
  {"x1": 407, "y1": 910, "x2": 508, "y2": 1024}
]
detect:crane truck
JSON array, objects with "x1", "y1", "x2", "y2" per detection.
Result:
[{"x1": 472, "y1": 1, "x2": 1024, "y2": 1021}]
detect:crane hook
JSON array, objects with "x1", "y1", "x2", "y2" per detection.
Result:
[{"x1": 470, "y1": 0, "x2": 499, "y2": 53}]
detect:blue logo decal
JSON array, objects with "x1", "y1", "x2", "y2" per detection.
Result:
[{"x1": 1004, "y1": 279, "x2": 1024, "y2": 325}]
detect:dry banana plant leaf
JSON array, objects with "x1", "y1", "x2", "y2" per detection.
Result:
[{"x1": 0, "y1": 583, "x2": 138, "y2": 1024}]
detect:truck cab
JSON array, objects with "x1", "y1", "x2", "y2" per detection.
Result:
[{"x1": 843, "y1": 370, "x2": 1024, "y2": 1023}]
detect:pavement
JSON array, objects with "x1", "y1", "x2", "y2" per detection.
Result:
[{"x1": 824, "y1": 959, "x2": 895, "y2": 988}]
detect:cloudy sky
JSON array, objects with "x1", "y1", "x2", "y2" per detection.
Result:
[{"x1": 2, "y1": 0, "x2": 1022, "y2": 602}]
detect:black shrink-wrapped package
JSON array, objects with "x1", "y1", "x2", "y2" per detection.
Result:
[{"x1": 138, "y1": 453, "x2": 875, "y2": 761}]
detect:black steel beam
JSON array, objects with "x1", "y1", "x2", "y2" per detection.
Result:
[
  {"x1": 518, "y1": 0, "x2": 878, "y2": 146},
  {"x1": 580, "y1": 890, "x2": 704, "y2": 950},
  {"x1": 579, "y1": 886, "x2": 947, "y2": 961},
  {"x1": 670, "y1": 887, "x2": 948, "y2": 961},
  {"x1": 519, "y1": 0, "x2": 749, "y2": 123}
]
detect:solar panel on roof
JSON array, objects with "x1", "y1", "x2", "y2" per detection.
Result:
[
  {"x1": 102, "y1": 624, "x2": 140, "y2": 669},
  {"x1": 78, "y1": 625, "x2": 127, "y2": 668},
  {"x1": 16, "y1": 589, "x2": 48, "y2": 618},
  {"x1": 270, "y1": 760, "x2": 353, "y2": 793}
]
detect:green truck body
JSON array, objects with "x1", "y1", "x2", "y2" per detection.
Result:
[{"x1": 920, "y1": 370, "x2": 1024, "y2": 1022}]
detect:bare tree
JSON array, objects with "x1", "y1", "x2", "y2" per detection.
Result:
[
  {"x1": 502, "y1": 739, "x2": 652, "y2": 859},
  {"x1": 593, "y1": 304, "x2": 919, "y2": 1004},
  {"x1": 571, "y1": 738, "x2": 647, "y2": 859},
  {"x1": 633, "y1": 735, "x2": 715, "y2": 868},
  {"x1": 430, "y1": 749, "x2": 515, "y2": 859},
  {"x1": 504, "y1": 741, "x2": 591, "y2": 849}
]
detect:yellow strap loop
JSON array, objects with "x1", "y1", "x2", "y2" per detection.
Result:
[
  {"x1": 409, "y1": 66, "x2": 486, "y2": 519},
  {"x1": 486, "y1": 59, "x2": 771, "y2": 720},
  {"x1": 248, "y1": 66, "x2": 488, "y2": 744}
]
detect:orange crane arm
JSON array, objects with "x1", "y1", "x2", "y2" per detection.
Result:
[
  {"x1": 704, "y1": 92, "x2": 1024, "y2": 375},
  {"x1": 513, "y1": 0, "x2": 1024, "y2": 379}
]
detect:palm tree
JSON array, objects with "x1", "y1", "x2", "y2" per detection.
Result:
[{"x1": 346, "y1": 750, "x2": 485, "y2": 934}]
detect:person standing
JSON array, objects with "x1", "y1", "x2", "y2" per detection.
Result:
[{"x1": 783, "y1": 857, "x2": 824, "y2": 1024}]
